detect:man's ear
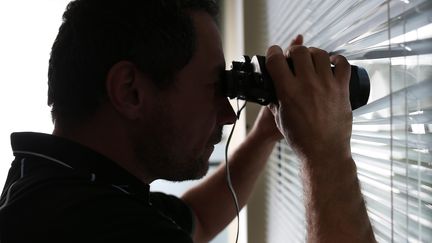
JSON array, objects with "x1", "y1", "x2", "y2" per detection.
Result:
[{"x1": 105, "y1": 61, "x2": 153, "y2": 119}]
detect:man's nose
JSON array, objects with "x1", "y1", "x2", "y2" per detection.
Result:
[{"x1": 218, "y1": 98, "x2": 237, "y2": 125}]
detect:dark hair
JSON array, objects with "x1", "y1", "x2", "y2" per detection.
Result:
[{"x1": 48, "y1": 0, "x2": 218, "y2": 125}]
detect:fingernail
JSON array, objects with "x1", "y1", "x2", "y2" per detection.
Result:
[
  {"x1": 267, "y1": 45, "x2": 283, "y2": 56},
  {"x1": 297, "y1": 34, "x2": 303, "y2": 41}
]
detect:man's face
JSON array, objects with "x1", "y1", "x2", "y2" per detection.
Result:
[{"x1": 133, "y1": 11, "x2": 236, "y2": 181}]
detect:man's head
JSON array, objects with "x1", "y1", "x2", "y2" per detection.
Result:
[
  {"x1": 48, "y1": 0, "x2": 236, "y2": 182},
  {"x1": 48, "y1": 0, "x2": 218, "y2": 126}
]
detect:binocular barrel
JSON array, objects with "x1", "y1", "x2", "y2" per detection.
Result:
[{"x1": 224, "y1": 55, "x2": 370, "y2": 110}]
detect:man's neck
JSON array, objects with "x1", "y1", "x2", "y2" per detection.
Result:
[{"x1": 52, "y1": 112, "x2": 154, "y2": 184}]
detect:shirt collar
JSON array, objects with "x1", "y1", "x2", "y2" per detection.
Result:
[{"x1": 11, "y1": 132, "x2": 150, "y2": 198}]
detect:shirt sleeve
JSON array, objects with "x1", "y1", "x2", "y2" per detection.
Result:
[{"x1": 149, "y1": 192, "x2": 195, "y2": 236}]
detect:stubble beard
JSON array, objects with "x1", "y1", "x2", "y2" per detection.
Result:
[
  {"x1": 132, "y1": 125, "x2": 223, "y2": 182},
  {"x1": 132, "y1": 129, "x2": 212, "y2": 182}
]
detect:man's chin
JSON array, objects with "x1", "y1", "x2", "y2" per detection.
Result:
[
  {"x1": 190, "y1": 156, "x2": 210, "y2": 180},
  {"x1": 164, "y1": 157, "x2": 210, "y2": 182},
  {"x1": 205, "y1": 144, "x2": 215, "y2": 159}
]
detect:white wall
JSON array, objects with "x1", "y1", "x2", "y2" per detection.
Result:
[{"x1": 0, "y1": 0, "x2": 71, "y2": 189}]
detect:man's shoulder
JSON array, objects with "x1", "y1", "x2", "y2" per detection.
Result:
[{"x1": 0, "y1": 158, "x2": 193, "y2": 242}]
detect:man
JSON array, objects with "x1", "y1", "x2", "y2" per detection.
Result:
[{"x1": 0, "y1": 0, "x2": 376, "y2": 242}]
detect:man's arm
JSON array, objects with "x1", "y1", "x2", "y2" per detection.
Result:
[
  {"x1": 181, "y1": 107, "x2": 281, "y2": 243},
  {"x1": 265, "y1": 45, "x2": 376, "y2": 242},
  {"x1": 303, "y1": 156, "x2": 375, "y2": 242}
]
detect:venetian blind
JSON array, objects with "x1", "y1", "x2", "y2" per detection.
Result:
[{"x1": 262, "y1": 0, "x2": 432, "y2": 242}]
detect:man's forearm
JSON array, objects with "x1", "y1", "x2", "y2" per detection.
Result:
[
  {"x1": 181, "y1": 129, "x2": 276, "y2": 242},
  {"x1": 303, "y1": 156, "x2": 376, "y2": 243}
]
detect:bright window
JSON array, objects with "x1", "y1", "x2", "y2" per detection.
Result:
[{"x1": 0, "y1": 1, "x2": 71, "y2": 188}]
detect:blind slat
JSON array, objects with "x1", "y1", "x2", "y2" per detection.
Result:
[
  {"x1": 344, "y1": 38, "x2": 432, "y2": 60},
  {"x1": 353, "y1": 79, "x2": 432, "y2": 117},
  {"x1": 339, "y1": 1, "x2": 432, "y2": 56}
]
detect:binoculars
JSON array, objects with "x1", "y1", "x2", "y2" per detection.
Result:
[{"x1": 223, "y1": 55, "x2": 370, "y2": 110}]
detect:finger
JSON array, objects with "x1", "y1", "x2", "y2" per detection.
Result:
[
  {"x1": 293, "y1": 34, "x2": 303, "y2": 46},
  {"x1": 284, "y1": 34, "x2": 304, "y2": 55},
  {"x1": 330, "y1": 55, "x2": 351, "y2": 88},
  {"x1": 309, "y1": 47, "x2": 332, "y2": 80},
  {"x1": 289, "y1": 45, "x2": 315, "y2": 78},
  {"x1": 266, "y1": 45, "x2": 295, "y2": 102}
]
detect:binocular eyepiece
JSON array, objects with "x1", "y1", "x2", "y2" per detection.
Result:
[{"x1": 223, "y1": 55, "x2": 370, "y2": 110}]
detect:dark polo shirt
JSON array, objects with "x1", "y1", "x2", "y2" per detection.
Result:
[{"x1": 0, "y1": 132, "x2": 194, "y2": 243}]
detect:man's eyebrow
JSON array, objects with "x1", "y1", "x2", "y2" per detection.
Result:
[
  {"x1": 215, "y1": 62, "x2": 226, "y2": 72},
  {"x1": 219, "y1": 65, "x2": 227, "y2": 82},
  {"x1": 216, "y1": 62, "x2": 226, "y2": 75},
  {"x1": 210, "y1": 62, "x2": 226, "y2": 80}
]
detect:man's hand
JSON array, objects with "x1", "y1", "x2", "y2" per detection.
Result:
[{"x1": 265, "y1": 44, "x2": 353, "y2": 163}]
